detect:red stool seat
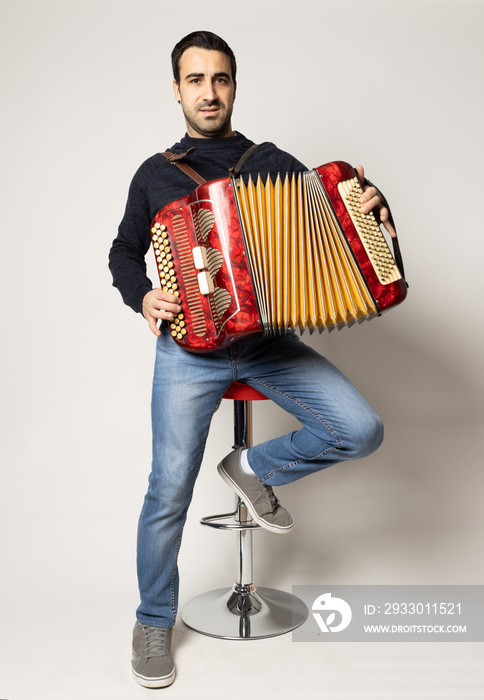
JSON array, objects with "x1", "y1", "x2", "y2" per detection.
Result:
[{"x1": 223, "y1": 382, "x2": 269, "y2": 402}]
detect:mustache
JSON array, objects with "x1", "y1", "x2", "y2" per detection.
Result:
[{"x1": 198, "y1": 99, "x2": 221, "y2": 109}]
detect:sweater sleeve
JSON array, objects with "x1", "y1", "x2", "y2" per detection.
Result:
[{"x1": 108, "y1": 167, "x2": 154, "y2": 314}]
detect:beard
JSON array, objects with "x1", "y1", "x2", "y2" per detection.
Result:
[{"x1": 181, "y1": 100, "x2": 234, "y2": 138}]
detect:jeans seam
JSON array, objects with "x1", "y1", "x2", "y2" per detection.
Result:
[
  {"x1": 169, "y1": 528, "x2": 183, "y2": 626},
  {"x1": 247, "y1": 377, "x2": 342, "y2": 445},
  {"x1": 167, "y1": 411, "x2": 218, "y2": 622},
  {"x1": 231, "y1": 354, "x2": 239, "y2": 382},
  {"x1": 145, "y1": 403, "x2": 219, "y2": 627},
  {"x1": 246, "y1": 377, "x2": 343, "y2": 481},
  {"x1": 261, "y1": 445, "x2": 338, "y2": 482}
]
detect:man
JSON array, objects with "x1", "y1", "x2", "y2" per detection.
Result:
[{"x1": 109, "y1": 30, "x2": 394, "y2": 688}]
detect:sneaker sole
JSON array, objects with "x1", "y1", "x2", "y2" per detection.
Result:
[
  {"x1": 217, "y1": 462, "x2": 294, "y2": 534},
  {"x1": 132, "y1": 667, "x2": 175, "y2": 688}
]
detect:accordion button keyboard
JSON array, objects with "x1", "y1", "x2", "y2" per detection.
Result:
[{"x1": 337, "y1": 176, "x2": 402, "y2": 286}]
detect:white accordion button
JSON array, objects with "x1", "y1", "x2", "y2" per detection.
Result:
[
  {"x1": 193, "y1": 246, "x2": 208, "y2": 270},
  {"x1": 197, "y1": 271, "x2": 214, "y2": 295}
]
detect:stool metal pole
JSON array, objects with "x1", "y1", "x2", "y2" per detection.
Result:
[
  {"x1": 225, "y1": 400, "x2": 262, "y2": 630},
  {"x1": 233, "y1": 397, "x2": 254, "y2": 591}
]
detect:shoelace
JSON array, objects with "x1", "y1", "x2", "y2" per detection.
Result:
[
  {"x1": 261, "y1": 483, "x2": 279, "y2": 512},
  {"x1": 143, "y1": 626, "x2": 169, "y2": 657}
]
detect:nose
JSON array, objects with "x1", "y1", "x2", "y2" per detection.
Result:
[{"x1": 202, "y1": 80, "x2": 217, "y2": 103}]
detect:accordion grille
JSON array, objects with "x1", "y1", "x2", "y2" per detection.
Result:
[{"x1": 235, "y1": 172, "x2": 378, "y2": 333}]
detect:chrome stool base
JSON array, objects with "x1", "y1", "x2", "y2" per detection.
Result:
[{"x1": 182, "y1": 586, "x2": 308, "y2": 640}]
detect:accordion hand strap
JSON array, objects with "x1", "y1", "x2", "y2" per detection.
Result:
[{"x1": 364, "y1": 176, "x2": 407, "y2": 285}]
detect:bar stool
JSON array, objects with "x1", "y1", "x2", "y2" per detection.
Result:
[{"x1": 181, "y1": 381, "x2": 308, "y2": 639}]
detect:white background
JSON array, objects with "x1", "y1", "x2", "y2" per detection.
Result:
[{"x1": 1, "y1": 0, "x2": 483, "y2": 698}]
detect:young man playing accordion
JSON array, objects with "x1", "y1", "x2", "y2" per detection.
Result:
[{"x1": 109, "y1": 30, "x2": 397, "y2": 689}]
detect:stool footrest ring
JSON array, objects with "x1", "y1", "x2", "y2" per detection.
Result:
[{"x1": 200, "y1": 511, "x2": 261, "y2": 530}]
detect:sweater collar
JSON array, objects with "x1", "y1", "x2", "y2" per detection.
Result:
[{"x1": 179, "y1": 131, "x2": 250, "y2": 151}]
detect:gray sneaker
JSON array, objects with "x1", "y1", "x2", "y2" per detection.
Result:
[
  {"x1": 131, "y1": 621, "x2": 175, "y2": 688},
  {"x1": 217, "y1": 448, "x2": 294, "y2": 534}
]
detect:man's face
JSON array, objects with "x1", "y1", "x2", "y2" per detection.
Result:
[{"x1": 173, "y1": 47, "x2": 236, "y2": 138}]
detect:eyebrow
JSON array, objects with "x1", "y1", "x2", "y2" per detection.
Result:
[{"x1": 184, "y1": 71, "x2": 231, "y2": 81}]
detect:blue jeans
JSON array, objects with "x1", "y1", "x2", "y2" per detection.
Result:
[{"x1": 136, "y1": 327, "x2": 383, "y2": 628}]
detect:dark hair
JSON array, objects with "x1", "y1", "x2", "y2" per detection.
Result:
[{"x1": 171, "y1": 31, "x2": 237, "y2": 84}]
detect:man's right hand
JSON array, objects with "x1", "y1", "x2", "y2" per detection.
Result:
[{"x1": 142, "y1": 289, "x2": 182, "y2": 337}]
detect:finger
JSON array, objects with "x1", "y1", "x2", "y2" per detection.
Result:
[
  {"x1": 382, "y1": 217, "x2": 397, "y2": 239},
  {"x1": 158, "y1": 299, "x2": 182, "y2": 316},
  {"x1": 146, "y1": 290, "x2": 182, "y2": 314},
  {"x1": 377, "y1": 206, "x2": 397, "y2": 238},
  {"x1": 355, "y1": 164, "x2": 364, "y2": 185},
  {"x1": 144, "y1": 303, "x2": 180, "y2": 329},
  {"x1": 146, "y1": 301, "x2": 178, "y2": 335},
  {"x1": 360, "y1": 185, "x2": 378, "y2": 202},
  {"x1": 360, "y1": 193, "x2": 381, "y2": 214},
  {"x1": 148, "y1": 315, "x2": 162, "y2": 337},
  {"x1": 149, "y1": 305, "x2": 181, "y2": 321},
  {"x1": 149, "y1": 287, "x2": 180, "y2": 303},
  {"x1": 160, "y1": 290, "x2": 181, "y2": 305}
]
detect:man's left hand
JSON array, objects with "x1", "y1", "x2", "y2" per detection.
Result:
[{"x1": 355, "y1": 164, "x2": 397, "y2": 238}]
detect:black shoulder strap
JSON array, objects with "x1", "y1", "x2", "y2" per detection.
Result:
[
  {"x1": 161, "y1": 143, "x2": 259, "y2": 185},
  {"x1": 229, "y1": 143, "x2": 258, "y2": 178},
  {"x1": 161, "y1": 149, "x2": 206, "y2": 186}
]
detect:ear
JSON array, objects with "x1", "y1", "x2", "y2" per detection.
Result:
[
  {"x1": 173, "y1": 80, "x2": 181, "y2": 104},
  {"x1": 233, "y1": 80, "x2": 237, "y2": 101}
]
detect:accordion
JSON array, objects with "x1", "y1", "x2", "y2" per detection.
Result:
[{"x1": 150, "y1": 161, "x2": 407, "y2": 352}]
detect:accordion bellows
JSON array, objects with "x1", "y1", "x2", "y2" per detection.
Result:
[{"x1": 150, "y1": 161, "x2": 407, "y2": 351}]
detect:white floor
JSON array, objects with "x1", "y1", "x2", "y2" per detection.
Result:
[
  {"x1": 2, "y1": 447, "x2": 484, "y2": 700},
  {"x1": 1, "y1": 590, "x2": 483, "y2": 700}
]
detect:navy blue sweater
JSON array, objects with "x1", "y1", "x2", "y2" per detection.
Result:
[{"x1": 109, "y1": 132, "x2": 306, "y2": 314}]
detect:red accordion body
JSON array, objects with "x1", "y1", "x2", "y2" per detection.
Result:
[{"x1": 150, "y1": 161, "x2": 407, "y2": 352}]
